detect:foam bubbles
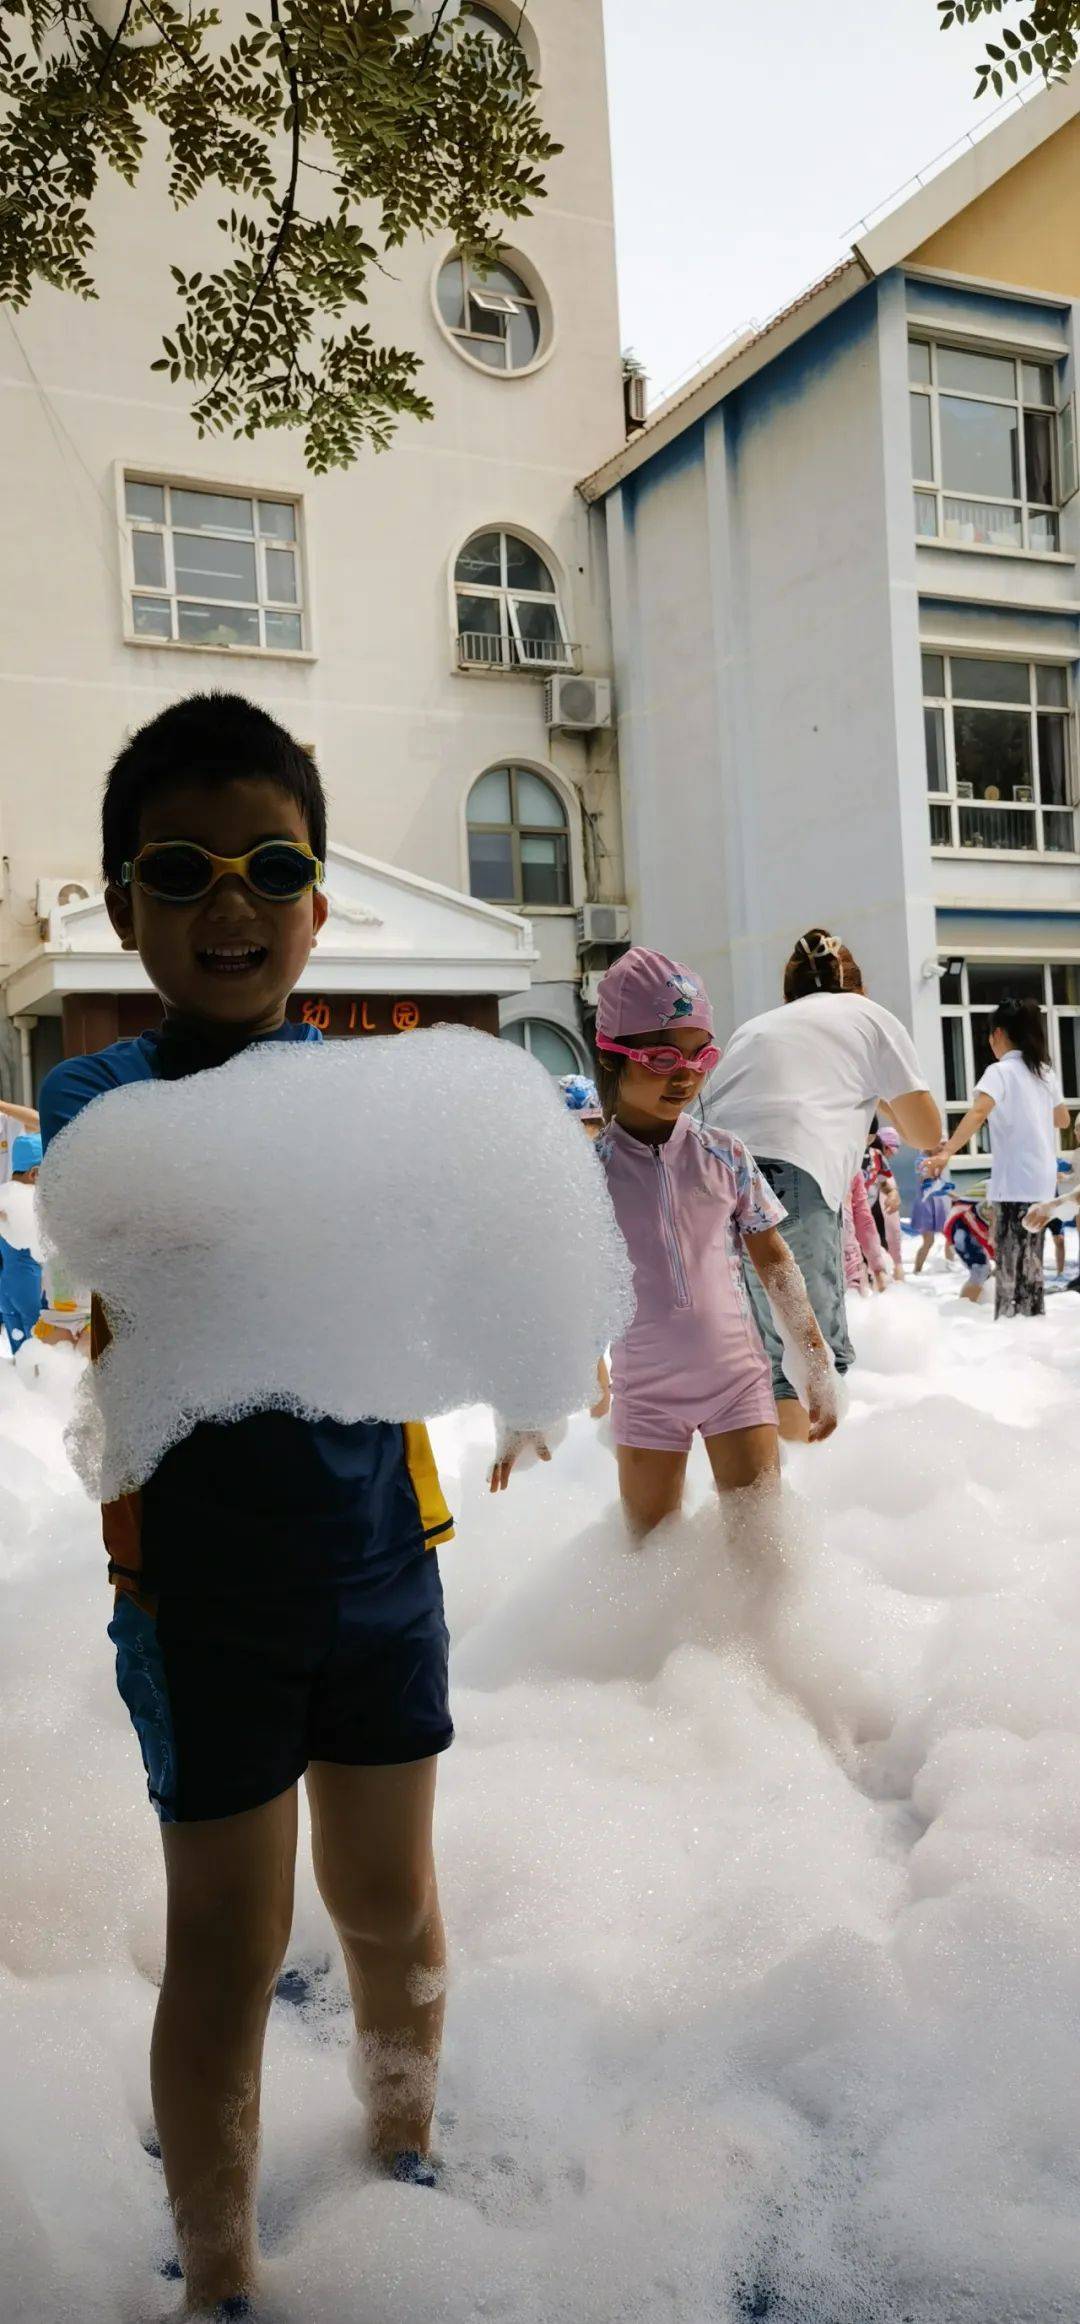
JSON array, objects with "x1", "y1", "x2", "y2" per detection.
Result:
[
  {"x1": 37, "y1": 1031, "x2": 634, "y2": 1498},
  {"x1": 3, "y1": 1237, "x2": 1080, "y2": 2320}
]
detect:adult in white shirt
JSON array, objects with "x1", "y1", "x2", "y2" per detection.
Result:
[
  {"x1": 927, "y1": 997, "x2": 1069, "y2": 1318},
  {"x1": 703, "y1": 929, "x2": 940, "y2": 1440}
]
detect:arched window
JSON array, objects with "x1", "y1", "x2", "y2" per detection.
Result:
[
  {"x1": 467, "y1": 766, "x2": 571, "y2": 907},
  {"x1": 437, "y1": 250, "x2": 542, "y2": 374},
  {"x1": 458, "y1": 2, "x2": 518, "y2": 47},
  {"x1": 501, "y1": 1018, "x2": 581, "y2": 1076},
  {"x1": 455, "y1": 530, "x2": 570, "y2": 670}
]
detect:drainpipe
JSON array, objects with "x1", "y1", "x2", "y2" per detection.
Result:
[{"x1": 11, "y1": 1015, "x2": 37, "y2": 1107}]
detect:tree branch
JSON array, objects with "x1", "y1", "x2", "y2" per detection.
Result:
[{"x1": 192, "y1": 0, "x2": 301, "y2": 408}]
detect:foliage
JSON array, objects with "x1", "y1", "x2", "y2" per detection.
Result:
[
  {"x1": 0, "y1": 1, "x2": 558, "y2": 469},
  {"x1": 937, "y1": 0, "x2": 1079, "y2": 99}
]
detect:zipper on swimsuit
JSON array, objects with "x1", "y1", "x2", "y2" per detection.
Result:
[{"x1": 653, "y1": 1147, "x2": 692, "y2": 1310}]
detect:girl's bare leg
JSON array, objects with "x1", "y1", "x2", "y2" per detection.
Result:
[
  {"x1": 154, "y1": 1788, "x2": 298, "y2": 2315},
  {"x1": 616, "y1": 1445, "x2": 689, "y2": 1537},
  {"x1": 914, "y1": 1234, "x2": 934, "y2": 1274},
  {"x1": 705, "y1": 1424, "x2": 782, "y2": 1495},
  {"x1": 306, "y1": 1757, "x2": 444, "y2": 2161}
]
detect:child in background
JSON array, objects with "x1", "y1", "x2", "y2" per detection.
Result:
[
  {"x1": 843, "y1": 1166, "x2": 891, "y2": 1295},
  {"x1": 587, "y1": 948, "x2": 837, "y2": 1537},
  {"x1": 944, "y1": 1189, "x2": 996, "y2": 1303},
  {"x1": 559, "y1": 1074, "x2": 611, "y2": 1417},
  {"x1": 864, "y1": 1128, "x2": 904, "y2": 1280},
  {"x1": 0, "y1": 1131, "x2": 45, "y2": 1359},
  {"x1": 909, "y1": 1159, "x2": 955, "y2": 1275}
]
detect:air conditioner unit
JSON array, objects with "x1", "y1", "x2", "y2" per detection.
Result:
[
  {"x1": 546, "y1": 675, "x2": 613, "y2": 731},
  {"x1": 624, "y1": 371, "x2": 648, "y2": 432},
  {"x1": 36, "y1": 877, "x2": 90, "y2": 918},
  {"x1": 577, "y1": 902, "x2": 631, "y2": 950}
]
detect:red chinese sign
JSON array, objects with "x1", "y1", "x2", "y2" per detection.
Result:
[{"x1": 285, "y1": 994, "x2": 499, "y2": 1039}]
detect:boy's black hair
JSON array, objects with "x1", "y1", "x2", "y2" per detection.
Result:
[{"x1": 101, "y1": 692, "x2": 327, "y2": 884}]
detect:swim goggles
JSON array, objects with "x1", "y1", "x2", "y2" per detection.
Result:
[
  {"x1": 596, "y1": 1034, "x2": 721, "y2": 1076},
  {"x1": 121, "y1": 840, "x2": 324, "y2": 904}
]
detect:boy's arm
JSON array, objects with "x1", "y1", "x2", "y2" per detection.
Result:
[
  {"x1": 744, "y1": 1228, "x2": 839, "y2": 1442},
  {"x1": 0, "y1": 1100, "x2": 40, "y2": 1130}
]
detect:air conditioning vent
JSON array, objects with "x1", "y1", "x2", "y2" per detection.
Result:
[
  {"x1": 546, "y1": 675, "x2": 613, "y2": 731},
  {"x1": 577, "y1": 902, "x2": 631, "y2": 950}
]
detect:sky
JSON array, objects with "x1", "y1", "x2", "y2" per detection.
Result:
[{"x1": 602, "y1": 0, "x2": 1015, "y2": 404}]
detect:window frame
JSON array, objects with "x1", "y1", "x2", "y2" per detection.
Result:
[
  {"x1": 922, "y1": 651, "x2": 1077, "y2": 859},
  {"x1": 466, "y1": 763, "x2": 573, "y2": 909},
  {"x1": 433, "y1": 246, "x2": 552, "y2": 380},
  {"x1": 939, "y1": 957, "x2": 1080, "y2": 1163},
  {"x1": 454, "y1": 530, "x2": 574, "y2": 672},
  {"x1": 500, "y1": 1016, "x2": 585, "y2": 1076},
  {"x1": 909, "y1": 336, "x2": 1066, "y2": 555},
  {"x1": 119, "y1": 469, "x2": 309, "y2": 656}
]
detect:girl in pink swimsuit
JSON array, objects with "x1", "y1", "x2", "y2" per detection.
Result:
[{"x1": 593, "y1": 948, "x2": 838, "y2": 1536}]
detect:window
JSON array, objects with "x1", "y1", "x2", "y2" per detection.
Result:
[
  {"x1": 457, "y1": 2, "x2": 518, "y2": 44},
  {"x1": 501, "y1": 1018, "x2": 581, "y2": 1075},
  {"x1": 909, "y1": 337, "x2": 1068, "y2": 552},
  {"x1": 437, "y1": 251, "x2": 542, "y2": 373},
  {"x1": 940, "y1": 958, "x2": 1079, "y2": 1158},
  {"x1": 455, "y1": 531, "x2": 572, "y2": 670},
  {"x1": 124, "y1": 479, "x2": 304, "y2": 651},
  {"x1": 467, "y1": 766, "x2": 571, "y2": 906},
  {"x1": 922, "y1": 653, "x2": 1075, "y2": 854}
]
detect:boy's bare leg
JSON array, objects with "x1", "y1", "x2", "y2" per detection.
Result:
[
  {"x1": 616, "y1": 1445, "x2": 688, "y2": 1537},
  {"x1": 307, "y1": 1758, "x2": 445, "y2": 2161},
  {"x1": 154, "y1": 1787, "x2": 298, "y2": 2315}
]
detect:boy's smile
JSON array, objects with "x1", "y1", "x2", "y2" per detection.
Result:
[{"x1": 107, "y1": 775, "x2": 328, "y2": 1037}]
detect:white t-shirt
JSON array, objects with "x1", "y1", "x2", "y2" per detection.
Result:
[
  {"x1": 703, "y1": 993, "x2": 928, "y2": 1213},
  {"x1": 975, "y1": 1050, "x2": 1064, "y2": 1204}
]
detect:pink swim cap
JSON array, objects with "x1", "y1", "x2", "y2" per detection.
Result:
[{"x1": 595, "y1": 947, "x2": 713, "y2": 1041}]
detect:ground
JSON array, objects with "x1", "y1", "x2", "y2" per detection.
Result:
[{"x1": 2, "y1": 1237, "x2": 1080, "y2": 2324}]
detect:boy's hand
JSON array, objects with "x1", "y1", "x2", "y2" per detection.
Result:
[
  {"x1": 488, "y1": 1428, "x2": 553, "y2": 1493},
  {"x1": 1024, "y1": 1203, "x2": 1051, "y2": 1233}
]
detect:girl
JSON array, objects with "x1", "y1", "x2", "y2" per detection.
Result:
[
  {"x1": 592, "y1": 948, "x2": 837, "y2": 1537},
  {"x1": 864, "y1": 1126, "x2": 904, "y2": 1280},
  {"x1": 909, "y1": 1157, "x2": 954, "y2": 1274},
  {"x1": 702, "y1": 929, "x2": 940, "y2": 1438},
  {"x1": 927, "y1": 996, "x2": 1069, "y2": 1318},
  {"x1": 843, "y1": 1167, "x2": 890, "y2": 1296}
]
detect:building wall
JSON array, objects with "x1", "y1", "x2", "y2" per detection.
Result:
[
  {"x1": 606, "y1": 281, "x2": 931, "y2": 1042},
  {"x1": 911, "y1": 112, "x2": 1080, "y2": 300},
  {"x1": 0, "y1": 0, "x2": 623, "y2": 1080}
]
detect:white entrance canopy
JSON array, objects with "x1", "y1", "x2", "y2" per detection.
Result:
[{"x1": 3, "y1": 842, "x2": 537, "y2": 1016}]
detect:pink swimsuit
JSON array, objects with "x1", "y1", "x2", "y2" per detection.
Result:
[{"x1": 597, "y1": 1111, "x2": 785, "y2": 1452}]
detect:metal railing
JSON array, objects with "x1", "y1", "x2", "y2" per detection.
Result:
[{"x1": 457, "y1": 629, "x2": 579, "y2": 673}]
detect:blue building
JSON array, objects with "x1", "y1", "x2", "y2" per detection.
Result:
[{"x1": 582, "y1": 79, "x2": 1080, "y2": 1172}]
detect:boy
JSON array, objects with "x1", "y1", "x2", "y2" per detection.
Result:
[
  {"x1": 40, "y1": 694, "x2": 456, "y2": 2320},
  {"x1": 943, "y1": 1187, "x2": 996, "y2": 1303},
  {"x1": 0, "y1": 1129, "x2": 45, "y2": 1357}
]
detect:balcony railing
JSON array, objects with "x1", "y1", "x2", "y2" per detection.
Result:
[
  {"x1": 929, "y1": 797, "x2": 1078, "y2": 854},
  {"x1": 456, "y1": 630, "x2": 580, "y2": 674}
]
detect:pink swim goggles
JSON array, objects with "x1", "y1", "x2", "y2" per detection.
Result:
[{"x1": 596, "y1": 1034, "x2": 721, "y2": 1077}]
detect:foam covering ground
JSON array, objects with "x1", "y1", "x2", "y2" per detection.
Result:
[
  {"x1": 2, "y1": 1243, "x2": 1080, "y2": 2321},
  {"x1": 36, "y1": 1031, "x2": 634, "y2": 1498}
]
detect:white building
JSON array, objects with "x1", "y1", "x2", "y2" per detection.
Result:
[
  {"x1": 0, "y1": 0, "x2": 626, "y2": 1099},
  {"x1": 583, "y1": 81, "x2": 1080, "y2": 1175}
]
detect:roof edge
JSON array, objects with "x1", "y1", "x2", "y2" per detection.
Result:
[{"x1": 854, "y1": 73, "x2": 1080, "y2": 280}]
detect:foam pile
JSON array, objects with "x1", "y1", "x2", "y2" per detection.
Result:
[
  {"x1": 37, "y1": 1030, "x2": 634, "y2": 1498},
  {"x1": 2, "y1": 1244, "x2": 1080, "y2": 2321}
]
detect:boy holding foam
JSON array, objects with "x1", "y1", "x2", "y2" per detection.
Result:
[{"x1": 39, "y1": 694, "x2": 459, "y2": 2319}]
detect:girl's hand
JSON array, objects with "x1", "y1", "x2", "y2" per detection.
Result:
[
  {"x1": 488, "y1": 1427, "x2": 553, "y2": 1493},
  {"x1": 1024, "y1": 1203, "x2": 1051, "y2": 1233},
  {"x1": 874, "y1": 1269, "x2": 891, "y2": 1293}
]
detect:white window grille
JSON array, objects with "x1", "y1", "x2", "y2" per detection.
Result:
[
  {"x1": 922, "y1": 652, "x2": 1076, "y2": 856},
  {"x1": 455, "y1": 531, "x2": 573, "y2": 670},
  {"x1": 908, "y1": 336, "x2": 1075, "y2": 553},
  {"x1": 123, "y1": 478, "x2": 305, "y2": 652}
]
